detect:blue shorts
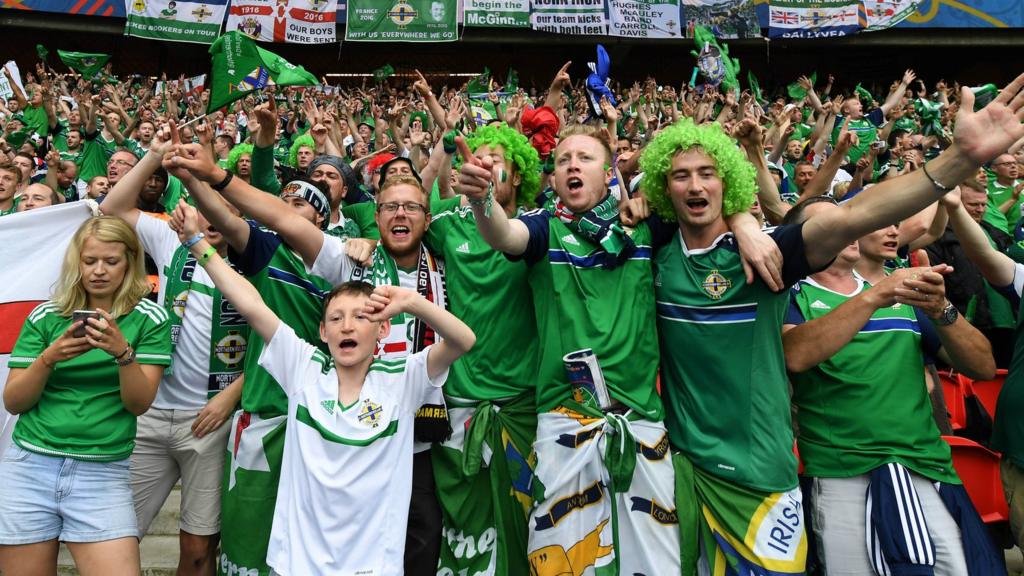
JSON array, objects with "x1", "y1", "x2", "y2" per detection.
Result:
[{"x1": 0, "y1": 444, "x2": 138, "y2": 544}]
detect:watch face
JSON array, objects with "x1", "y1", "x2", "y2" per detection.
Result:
[{"x1": 942, "y1": 303, "x2": 958, "y2": 325}]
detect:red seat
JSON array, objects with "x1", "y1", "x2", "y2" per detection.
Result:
[
  {"x1": 965, "y1": 369, "x2": 1008, "y2": 423},
  {"x1": 942, "y1": 436, "x2": 1009, "y2": 523},
  {"x1": 939, "y1": 371, "x2": 967, "y2": 431}
]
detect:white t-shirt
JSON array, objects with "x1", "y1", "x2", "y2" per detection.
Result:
[
  {"x1": 260, "y1": 322, "x2": 447, "y2": 576},
  {"x1": 135, "y1": 213, "x2": 245, "y2": 409},
  {"x1": 310, "y1": 235, "x2": 447, "y2": 452}
]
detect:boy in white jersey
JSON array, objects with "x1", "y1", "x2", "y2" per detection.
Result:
[{"x1": 167, "y1": 201, "x2": 476, "y2": 576}]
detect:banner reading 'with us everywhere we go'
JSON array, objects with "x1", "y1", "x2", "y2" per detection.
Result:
[{"x1": 345, "y1": 0, "x2": 459, "y2": 42}]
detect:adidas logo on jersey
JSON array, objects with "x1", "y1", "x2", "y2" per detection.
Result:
[
  {"x1": 810, "y1": 300, "x2": 831, "y2": 310},
  {"x1": 562, "y1": 234, "x2": 580, "y2": 246},
  {"x1": 321, "y1": 399, "x2": 336, "y2": 414},
  {"x1": 654, "y1": 272, "x2": 662, "y2": 287},
  {"x1": 456, "y1": 242, "x2": 471, "y2": 254}
]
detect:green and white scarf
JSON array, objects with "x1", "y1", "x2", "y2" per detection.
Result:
[
  {"x1": 553, "y1": 192, "x2": 636, "y2": 268},
  {"x1": 164, "y1": 245, "x2": 250, "y2": 398}
]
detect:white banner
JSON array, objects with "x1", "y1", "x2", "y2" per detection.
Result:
[
  {"x1": 227, "y1": 0, "x2": 339, "y2": 44},
  {"x1": 530, "y1": 0, "x2": 607, "y2": 35},
  {"x1": 608, "y1": 0, "x2": 681, "y2": 38},
  {"x1": 0, "y1": 61, "x2": 25, "y2": 102},
  {"x1": 0, "y1": 202, "x2": 95, "y2": 459}
]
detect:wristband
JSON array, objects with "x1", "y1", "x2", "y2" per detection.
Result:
[
  {"x1": 183, "y1": 232, "x2": 205, "y2": 249},
  {"x1": 210, "y1": 170, "x2": 234, "y2": 192},
  {"x1": 197, "y1": 246, "x2": 217, "y2": 267},
  {"x1": 467, "y1": 187, "x2": 494, "y2": 218},
  {"x1": 114, "y1": 344, "x2": 132, "y2": 359},
  {"x1": 921, "y1": 162, "x2": 953, "y2": 193},
  {"x1": 115, "y1": 346, "x2": 135, "y2": 367}
]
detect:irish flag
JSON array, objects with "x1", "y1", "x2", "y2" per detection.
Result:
[{"x1": 0, "y1": 202, "x2": 94, "y2": 457}]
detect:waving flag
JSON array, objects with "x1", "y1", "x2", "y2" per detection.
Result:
[
  {"x1": 768, "y1": 0, "x2": 862, "y2": 38},
  {"x1": 0, "y1": 202, "x2": 94, "y2": 458},
  {"x1": 58, "y1": 50, "x2": 111, "y2": 79},
  {"x1": 125, "y1": 0, "x2": 228, "y2": 44},
  {"x1": 207, "y1": 31, "x2": 317, "y2": 112}
]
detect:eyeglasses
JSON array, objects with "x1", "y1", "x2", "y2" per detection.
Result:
[
  {"x1": 107, "y1": 158, "x2": 136, "y2": 168},
  {"x1": 378, "y1": 201, "x2": 425, "y2": 214},
  {"x1": 993, "y1": 161, "x2": 1016, "y2": 167}
]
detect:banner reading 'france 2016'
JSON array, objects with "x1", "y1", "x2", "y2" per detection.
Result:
[{"x1": 345, "y1": 0, "x2": 459, "y2": 42}]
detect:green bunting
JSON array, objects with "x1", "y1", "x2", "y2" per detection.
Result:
[
  {"x1": 746, "y1": 71, "x2": 766, "y2": 105},
  {"x1": 691, "y1": 26, "x2": 740, "y2": 95},
  {"x1": 786, "y1": 72, "x2": 816, "y2": 101},
  {"x1": 207, "y1": 31, "x2": 317, "y2": 113},
  {"x1": 373, "y1": 64, "x2": 394, "y2": 84}
]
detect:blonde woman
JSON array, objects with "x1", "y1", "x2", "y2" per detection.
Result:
[{"x1": 0, "y1": 215, "x2": 171, "y2": 575}]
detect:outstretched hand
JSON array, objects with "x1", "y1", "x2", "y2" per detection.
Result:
[
  {"x1": 454, "y1": 136, "x2": 493, "y2": 201},
  {"x1": 953, "y1": 72, "x2": 1024, "y2": 164}
]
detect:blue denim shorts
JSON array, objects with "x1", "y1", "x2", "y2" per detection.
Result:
[{"x1": 0, "y1": 444, "x2": 139, "y2": 544}]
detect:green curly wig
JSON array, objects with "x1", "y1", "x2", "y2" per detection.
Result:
[
  {"x1": 288, "y1": 134, "x2": 315, "y2": 169},
  {"x1": 227, "y1": 143, "x2": 254, "y2": 175},
  {"x1": 464, "y1": 123, "x2": 541, "y2": 207},
  {"x1": 408, "y1": 111, "x2": 429, "y2": 130},
  {"x1": 639, "y1": 119, "x2": 756, "y2": 220}
]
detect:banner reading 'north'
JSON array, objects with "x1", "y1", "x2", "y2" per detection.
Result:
[
  {"x1": 227, "y1": 0, "x2": 338, "y2": 44},
  {"x1": 345, "y1": 0, "x2": 459, "y2": 42},
  {"x1": 125, "y1": 0, "x2": 228, "y2": 44}
]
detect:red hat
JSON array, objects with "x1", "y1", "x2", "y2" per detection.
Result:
[{"x1": 520, "y1": 105, "x2": 560, "y2": 160}]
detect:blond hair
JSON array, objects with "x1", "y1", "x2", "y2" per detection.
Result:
[
  {"x1": 557, "y1": 124, "x2": 613, "y2": 165},
  {"x1": 52, "y1": 216, "x2": 150, "y2": 317}
]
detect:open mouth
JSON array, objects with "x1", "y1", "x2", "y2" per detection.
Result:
[
  {"x1": 390, "y1": 225, "x2": 410, "y2": 239},
  {"x1": 338, "y1": 338, "x2": 357, "y2": 351},
  {"x1": 882, "y1": 241, "x2": 899, "y2": 250},
  {"x1": 686, "y1": 198, "x2": 709, "y2": 210},
  {"x1": 567, "y1": 177, "x2": 584, "y2": 191}
]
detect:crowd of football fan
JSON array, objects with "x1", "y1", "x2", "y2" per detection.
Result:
[{"x1": 1, "y1": 55, "x2": 1024, "y2": 576}]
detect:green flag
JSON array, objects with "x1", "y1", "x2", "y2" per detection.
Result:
[
  {"x1": 36, "y1": 44, "x2": 49, "y2": 62},
  {"x1": 691, "y1": 26, "x2": 740, "y2": 95},
  {"x1": 466, "y1": 67, "x2": 490, "y2": 95},
  {"x1": 58, "y1": 50, "x2": 111, "y2": 79},
  {"x1": 971, "y1": 84, "x2": 998, "y2": 111},
  {"x1": 854, "y1": 83, "x2": 874, "y2": 105},
  {"x1": 207, "y1": 31, "x2": 317, "y2": 113},
  {"x1": 746, "y1": 70, "x2": 765, "y2": 105},
  {"x1": 506, "y1": 68, "x2": 519, "y2": 92},
  {"x1": 373, "y1": 64, "x2": 395, "y2": 84},
  {"x1": 786, "y1": 72, "x2": 816, "y2": 101}
]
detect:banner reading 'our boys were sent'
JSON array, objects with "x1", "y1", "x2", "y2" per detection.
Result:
[
  {"x1": 346, "y1": 0, "x2": 459, "y2": 42},
  {"x1": 227, "y1": 0, "x2": 338, "y2": 44}
]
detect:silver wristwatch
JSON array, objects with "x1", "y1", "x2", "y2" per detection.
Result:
[{"x1": 934, "y1": 302, "x2": 959, "y2": 327}]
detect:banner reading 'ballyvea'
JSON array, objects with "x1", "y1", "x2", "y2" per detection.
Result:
[
  {"x1": 227, "y1": 0, "x2": 338, "y2": 44},
  {"x1": 608, "y1": 0, "x2": 681, "y2": 38},
  {"x1": 125, "y1": 0, "x2": 228, "y2": 44},
  {"x1": 530, "y1": 0, "x2": 607, "y2": 35},
  {"x1": 346, "y1": 0, "x2": 459, "y2": 42},
  {"x1": 464, "y1": 0, "x2": 529, "y2": 27},
  {"x1": 768, "y1": 0, "x2": 861, "y2": 38}
]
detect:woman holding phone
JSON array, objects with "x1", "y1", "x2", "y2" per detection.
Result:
[{"x1": 0, "y1": 215, "x2": 172, "y2": 575}]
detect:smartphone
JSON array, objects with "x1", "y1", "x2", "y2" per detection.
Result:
[{"x1": 71, "y1": 309, "x2": 99, "y2": 338}]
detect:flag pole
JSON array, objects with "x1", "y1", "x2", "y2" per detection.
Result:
[{"x1": 178, "y1": 113, "x2": 209, "y2": 129}]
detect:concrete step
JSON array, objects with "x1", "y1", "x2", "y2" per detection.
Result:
[{"x1": 57, "y1": 534, "x2": 179, "y2": 576}]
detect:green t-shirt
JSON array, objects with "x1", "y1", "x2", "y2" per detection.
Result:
[
  {"x1": 514, "y1": 212, "x2": 662, "y2": 417},
  {"x1": 984, "y1": 179, "x2": 1020, "y2": 233},
  {"x1": 77, "y1": 134, "x2": 117, "y2": 182},
  {"x1": 8, "y1": 300, "x2": 172, "y2": 461},
  {"x1": 788, "y1": 277, "x2": 959, "y2": 484},
  {"x1": 230, "y1": 223, "x2": 333, "y2": 416},
  {"x1": 21, "y1": 105, "x2": 49, "y2": 138},
  {"x1": 0, "y1": 196, "x2": 19, "y2": 216},
  {"x1": 654, "y1": 227, "x2": 804, "y2": 493},
  {"x1": 991, "y1": 268, "x2": 1024, "y2": 467},
  {"x1": 832, "y1": 109, "x2": 884, "y2": 164},
  {"x1": 342, "y1": 201, "x2": 380, "y2": 240},
  {"x1": 426, "y1": 197, "x2": 538, "y2": 400}
]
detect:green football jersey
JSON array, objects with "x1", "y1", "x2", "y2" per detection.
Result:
[
  {"x1": 342, "y1": 201, "x2": 380, "y2": 240},
  {"x1": 516, "y1": 212, "x2": 662, "y2": 418},
  {"x1": 21, "y1": 105, "x2": 48, "y2": 138},
  {"x1": 77, "y1": 135, "x2": 116, "y2": 182},
  {"x1": 788, "y1": 277, "x2": 959, "y2": 483},
  {"x1": 832, "y1": 110, "x2": 883, "y2": 164},
  {"x1": 984, "y1": 179, "x2": 1019, "y2": 233},
  {"x1": 654, "y1": 230, "x2": 800, "y2": 493},
  {"x1": 232, "y1": 224, "x2": 333, "y2": 417},
  {"x1": 992, "y1": 267, "x2": 1024, "y2": 467},
  {"x1": 8, "y1": 299, "x2": 172, "y2": 461},
  {"x1": 427, "y1": 197, "x2": 538, "y2": 400},
  {"x1": 0, "y1": 196, "x2": 19, "y2": 216}
]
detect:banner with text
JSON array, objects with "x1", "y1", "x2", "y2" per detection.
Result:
[
  {"x1": 346, "y1": 0, "x2": 459, "y2": 42},
  {"x1": 768, "y1": 0, "x2": 861, "y2": 38},
  {"x1": 464, "y1": 0, "x2": 530, "y2": 27},
  {"x1": 683, "y1": 0, "x2": 760, "y2": 38},
  {"x1": 609, "y1": 0, "x2": 682, "y2": 38},
  {"x1": 0, "y1": 62, "x2": 25, "y2": 101},
  {"x1": 862, "y1": 0, "x2": 919, "y2": 31},
  {"x1": 227, "y1": 0, "x2": 338, "y2": 44},
  {"x1": 530, "y1": 0, "x2": 607, "y2": 35},
  {"x1": 125, "y1": 0, "x2": 228, "y2": 44}
]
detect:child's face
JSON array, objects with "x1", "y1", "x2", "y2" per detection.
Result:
[{"x1": 320, "y1": 293, "x2": 388, "y2": 367}]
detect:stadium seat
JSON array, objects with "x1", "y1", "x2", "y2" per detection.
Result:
[
  {"x1": 939, "y1": 370, "x2": 967, "y2": 430},
  {"x1": 943, "y1": 436, "x2": 1009, "y2": 524},
  {"x1": 966, "y1": 370, "x2": 1008, "y2": 423}
]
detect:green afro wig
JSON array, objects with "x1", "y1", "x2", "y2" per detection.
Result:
[
  {"x1": 409, "y1": 111, "x2": 429, "y2": 130},
  {"x1": 464, "y1": 123, "x2": 541, "y2": 207},
  {"x1": 227, "y1": 143, "x2": 254, "y2": 175},
  {"x1": 288, "y1": 134, "x2": 315, "y2": 169},
  {"x1": 639, "y1": 119, "x2": 756, "y2": 220}
]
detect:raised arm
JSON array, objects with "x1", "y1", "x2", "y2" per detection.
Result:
[
  {"x1": 943, "y1": 187, "x2": 1016, "y2": 287},
  {"x1": 545, "y1": 62, "x2": 572, "y2": 112},
  {"x1": 801, "y1": 74, "x2": 1024, "y2": 270},
  {"x1": 881, "y1": 69, "x2": 915, "y2": 118},
  {"x1": 455, "y1": 138, "x2": 530, "y2": 255},
  {"x1": 734, "y1": 119, "x2": 789, "y2": 224},
  {"x1": 169, "y1": 201, "x2": 280, "y2": 343}
]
